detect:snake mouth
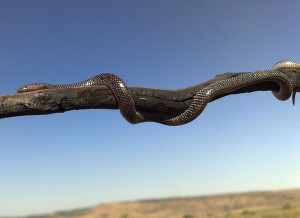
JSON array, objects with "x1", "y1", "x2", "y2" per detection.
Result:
[
  {"x1": 17, "y1": 85, "x2": 30, "y2": 93},
  {"x1": 17, "y1": 84, "x2": 48, "y2": 93}
]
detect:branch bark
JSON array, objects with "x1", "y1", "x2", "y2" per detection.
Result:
[{"x1": 1, "y1": 70, "x2": 299, "y2": 120}]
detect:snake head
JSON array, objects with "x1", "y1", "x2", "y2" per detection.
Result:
[{"x1": 17, "y1": 83, "x2": 48, "y2": 93}]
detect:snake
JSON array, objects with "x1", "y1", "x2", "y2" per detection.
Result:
[
  {"x1": 17, "y1": 60, "x2": 299, "y2": 126},
  {"x1": 272, "y1": 60, "x2": 300, "y2": 105}
]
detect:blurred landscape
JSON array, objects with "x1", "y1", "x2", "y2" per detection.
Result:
[{"x1": 4, "y1": 188, "x2": 300, "y2": 218}]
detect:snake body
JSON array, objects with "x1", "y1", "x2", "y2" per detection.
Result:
[
  {"x1": 17, "y1": 60, "x2": 299, "y2": 125},
  {"x1": 272, "y1": 60, "x2": 300, "y2": 71},
  {"x1": 272, "y1": 60, "x2": 300, "y2": 105}
]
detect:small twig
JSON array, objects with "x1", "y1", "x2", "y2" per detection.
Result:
[{"x1": 0, "y1": 70, "x2": 299, "y2": 120}]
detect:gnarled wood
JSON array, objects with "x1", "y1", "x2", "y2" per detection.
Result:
[{"x1": 0, "y1": 70, "x2": 299, "y2": 120}]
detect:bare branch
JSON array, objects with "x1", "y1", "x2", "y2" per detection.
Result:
[{"x1": 0, "y1": 70, "x2": 299, "y2": 120}]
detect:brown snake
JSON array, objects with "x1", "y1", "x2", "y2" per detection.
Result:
[{"x1": 17, "y1": 60, "x2": 299, "y2": 125}]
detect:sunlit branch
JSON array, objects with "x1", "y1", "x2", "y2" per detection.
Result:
[{"x1": 0, "y1": 70, "x2": 298, "y2": 120}]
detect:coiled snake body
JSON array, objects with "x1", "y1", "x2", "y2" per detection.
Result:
[{"x1": 17, "y1": 60, "x2": 299, "y2": 125}]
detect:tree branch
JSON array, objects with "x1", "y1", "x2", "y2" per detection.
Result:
[{"x1": 1, "y1": 70, "x2": 299, "y2": 120}]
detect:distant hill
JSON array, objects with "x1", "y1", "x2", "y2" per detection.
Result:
[{"x1": 7, "y1": 188, "x2": 300, "y2": 218}]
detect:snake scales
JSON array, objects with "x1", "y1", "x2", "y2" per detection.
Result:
[{"x1": 17, "y1": 60, "x2": 300, "y2": 126}]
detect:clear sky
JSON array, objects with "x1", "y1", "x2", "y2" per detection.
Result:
[{"x1": 1, "y1": 0, "x2": 300, "y2": 216}]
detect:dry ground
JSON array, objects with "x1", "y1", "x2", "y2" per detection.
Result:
[{"x1": 11, "y1": 188, "x2": 300, "y2": 218}]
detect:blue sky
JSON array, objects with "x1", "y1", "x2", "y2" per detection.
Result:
[{"x1": 1, "y1": 0, "x2": 300, "y2": 216}]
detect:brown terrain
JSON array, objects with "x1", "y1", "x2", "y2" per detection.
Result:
[{"x1": 6, "y1": 188, "x2": 300, "y2": 218}]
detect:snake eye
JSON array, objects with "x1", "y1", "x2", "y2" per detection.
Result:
[
  {"x1": 23, "y1": 85, "x2": 29, "y2": 90},
  {"x1": 17, "y1": 85, "x2": 29, "y2": 93}
]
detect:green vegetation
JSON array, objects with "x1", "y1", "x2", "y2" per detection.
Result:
[
  {"x1": 120, "y1": 213, "x2": 129, "y2": 218},
  {"x1": 282, "y1": 203, "x2": 292, "y2": 210},
  {"x1": 183, "y1": 214, "x2": 196, "y2": 218},
  {"x1": 241, "y1": 210, "x2": 255, "y2": 216},
  {"x1": 224, "y1": 212, "x2": 231, "y2": 218}
]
